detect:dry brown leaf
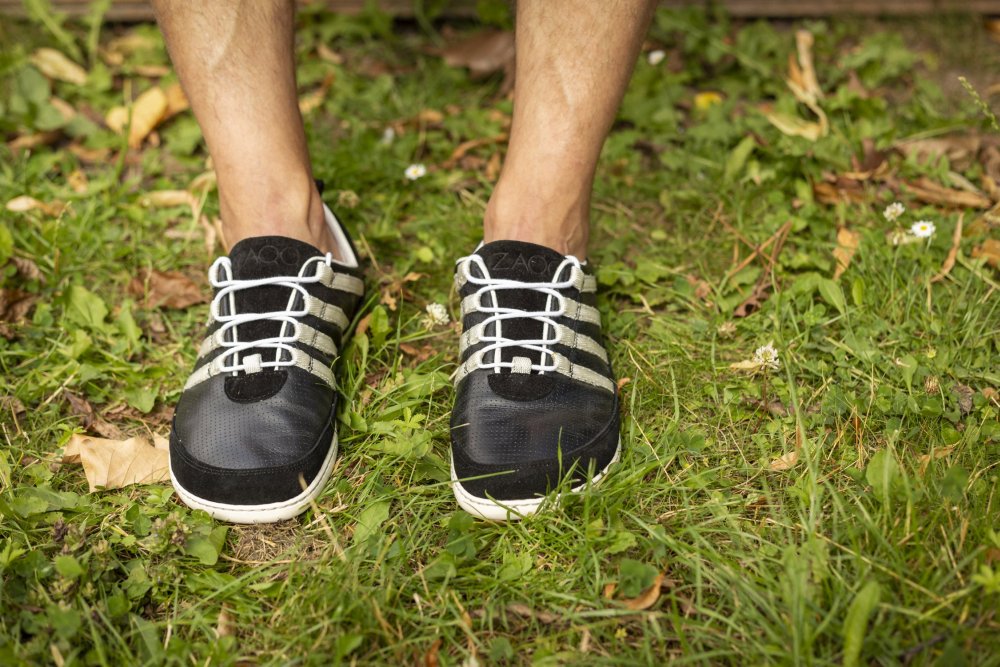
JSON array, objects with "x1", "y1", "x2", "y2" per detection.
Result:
[
  {"x1": 134, "y1": 64, "x2": 171, "y2": 78},
  {"x1": 48, "y1": 97, "x2": 77, "y2": 123},
  {"x1": 770, "y1": 30, "x2": 828, "y2": 142},
  {"x1": 931, "y1": 214, "x2": 964, "y2": 283},
  {"x1": 7, "y1": 130, "x2": 61, "y2": 151},
  {"x1": 129, "y1": 268, "x2": 208, "y2": 310},
  {"x1": 10, "y1": 256, "x2": 43, "y2": 283},
  {"x1": 67, "y1": 169, "x2": 89, "y2": 194},
  {"x1": 901, "y1": 177, "x2": 992, "y2": 209},
  {"x1": 952, "y1": 383, "x2": 975, "y2": 416},
  {"x1": 62, "y1": 434, "x2": 169, "y2": 491},
  {"x1": 299, "y1": 72, "x2": 335, "y2": 115},
  {"x1": 896, "y1": 135, "x2": 981, "y2": 170},
  {"x1": 733, "y1": 280, "x2": 771, "y2": 318},
  {"x1": 764, "y1": 111, "x2": 824, "y2": 141},
  {"x1": 63, "y1": 391, "x2": 125, "y2": 440},
  {"x1": 769, "y1": 450, "x2": 799, "y2": 471},
  {"x1": 504, "y1": 603, "x2": 559, "y2": 624},
  {"x1": 316, "y1": 43, "x2": 343, "y2": 64},
  {"x1": 844, "y1": 138, "x2": 888, "y2": 181},
  {"x1": 215, "y1": 605, "x2": 235, "y2": 638},
  {"x1": 621, "y1": 572, "x2": 666, "y2": 611},
  {"x1": 30, "y1": 48, "x2": 87, "y2": 85},
  {"x1": 789, "y1": 31, "x2": 822, "y2": 103},
  {"x1": 104, "y1": 105, "x2": 129, "y2": 133},
  {"x1": 813, "y1": 179, "x2": 866, "y2": 205},
  {"x1": 142, "y1": 190, "x2": 199, "y2": 209},
  {"x1": 199, "y1": 215, "x2": 219, "y2": 255},
  {"x1": 917, "y1": 445, "x2": 956, "y2": 474},
  {"x1": 128, "y1": 87, "x2": 169, "y2": 148},
  {"x1": 972, "y1": 238, "x2": 1000, "y2": 268},
  {"x1": 441, "y1": 30, "x2": 514, "y2": 77},
  {"x1": 833, "y1": 226, "x2": 860, "y2": 280},
  {"x1": 0, "y1": 288, "x2": 38, "y2": 326},
  {"x1": 1, "y1": 395, "x2": 26, "y2": 416},
  {"x1": 68, "y1": 143, "x2": 110, "y2": 164},
  {"x1": 163, "y1": 82, "x2": 189, "y2": 118},
  {"x1": 6, "y1": 195, "x2": 66, "y2": 216},
  {"x1": 423, "y1": 639, "x2": 442, "y2": 667},
  {"x1": 442, "y1": 134, "x2": 508, "y2": 169}
]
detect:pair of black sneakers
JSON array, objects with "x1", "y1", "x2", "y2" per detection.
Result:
[{"x1": 169, "y1": 199, "x2": 620, "y2": 523}]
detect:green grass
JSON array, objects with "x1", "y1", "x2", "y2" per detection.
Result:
[{"x1": 2, "y1": 5, "x2": 1000, "y2": 665}]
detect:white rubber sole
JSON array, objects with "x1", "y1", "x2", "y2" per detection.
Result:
[
  {"x1": 451, "y1": 440, "x2": 621, "y2": 522},
  {"x1": 169, "y1": 433, "x2": 339, "y2": 524}
]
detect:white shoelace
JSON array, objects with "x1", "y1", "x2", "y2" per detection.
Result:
[
  {"x1": 208, "y1": 253, "x2": 333, "y2": 375},
  {"x1": 458, "y1": 253, "x2": 582, "y2": 374}
]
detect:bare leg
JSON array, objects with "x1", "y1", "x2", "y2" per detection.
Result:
[
  {"x1": 152, "y1": 1, "x2": 337, "y2": 255},
  {"x1": 485, "y1": 0, "x2": 655, "y2": 258}
]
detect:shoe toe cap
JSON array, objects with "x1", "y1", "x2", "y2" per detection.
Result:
[
  {"x1": 450, "y1": 373, "x2": 619, "y2": 501},
  {"x1": 170, "y1": 368, "x2": 336, "y2": 506}
]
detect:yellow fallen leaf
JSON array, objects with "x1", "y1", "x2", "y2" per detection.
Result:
[
  {"x1": 128, "y1": 87, "x2": 169, "y2": 148},
  {"x1": 621, "y1": 572, "x2": 667, "y2": 610},
  {"x1": 6, "y1": 195, "x2": 66, "y2": 216},
  {"x1": 765, "y1": 110, "x2": 824, "y2": 141},
  {"x1": 105, "y1": 106, "x2": 129, "y2": 134},
  {"x1": 730, "y1": 359, "x2": 764, "y2": 373},
  {"x1": 694, "y1": 91, "x2": 723, "y2": 110},
  {"x1": 49, "y1": 97, "x2": 77, "y2": 122},
  {"x1": 163, "y1": 82, "x2": 189, "y2": 118},
  {"x1": 833, "y1": 226, "x2": 860, "y2": 280},
  {"x1": 769, "y1": 450, "x2": 799, "y2": 471},
  {"x1": 789, "y1": 30, "x2": 822, "y2": 105},
  {"x1": 141, "y1": 190, "x2": 199, "y2": 209},
  {"x1": 972, "y1": 238, "x2": 1000, "y2": 268},
  {"x1": 62, "y1": 434, "x2": 169, "y2": 492},
  {"x1": 931, "y1": 214, "x2": 964, "y2": 283},
  {"x1": 30, "y1": 48, "x2": 88, "y2": 85}
]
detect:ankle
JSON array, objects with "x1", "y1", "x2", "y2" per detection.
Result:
[
  {"x1": 484, "y1": 181, "x2": 590, "y2": 258},
  {"x1": 218, "y1": 176, "x2": 339, "y2": 257}
]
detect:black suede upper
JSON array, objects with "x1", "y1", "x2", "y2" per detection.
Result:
[{"x1": 450, "y1": 240, "x2": 620, "y2": 501}]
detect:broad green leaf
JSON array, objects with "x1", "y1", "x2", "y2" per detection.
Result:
[
  {"x1": 817, "y1": 278, "x2": 847, "y2": 315},
  {"x1": 842, "y1": 580, "x2": 881, "y2": 667},
  {"x1": 184, "y1": 537, "x2": 220, "y2": 565},
  {"x1": 0, "y1": 225, "x2": 12, "y2": 265},
  {"x1": 724, "y1": 135, "x2": 756, "y2": 181},
  {"x1": 124, "y1": 387, "x2": 156, "y2": 414},
  {"x1": 54, "y1": 555, "x2": 83, "y2": 580},
  {"x1": 497, "y1": 552, "x2": 532, "y2": 581},
  {"x1": 64, "y1": 285, "x2": 108, "y2": 332},
  {"x1": 353, "y1": 499, "x2": 390, "y2": 545},
  {"x1": 866, "y1": 449, "x2": 899, "y2": 501}
]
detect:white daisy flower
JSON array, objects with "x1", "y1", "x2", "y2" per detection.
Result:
[
  {"x1": 910, "y1": 220, "x2": 936, "y2": 238},
  {"x1": 404, "y1": 163, "x2": 427, "y2": 181},
  {"x1": 647, "y1": 49, "x2": 666, "y2": 66},
  {"x1": 730, "y1": 341, "x2": 781, "y2": 374},
  {"x1": 752, "y1": 342, "x2": 781, "y2": 371},
  {"x1": 883, "y1": 202, "x2": 905, "y2": 222},
  {"x1": 423, "y1": 302, "x2": 449, "y2": 327}
]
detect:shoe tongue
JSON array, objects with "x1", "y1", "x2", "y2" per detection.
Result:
[
  {"x1": 474, "y1": 240, "x2": 566, "y2": 283},
  {"x1": 225, "y1": 236, "x2": 323, "y2": 362},
  {"x1": 474, "y1": 240, "x2": 569, "y2": 371},
  {"x1": 229, "y1": 236, "x2": 322, "y2": 280}
]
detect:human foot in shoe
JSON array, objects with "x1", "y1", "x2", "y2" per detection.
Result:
[
  {"x1": 169, "y1": 205, "x2": 364, "y2": 523},
  {"x1": 450, "y1": 240, "x2": 620, "y2": 521}
]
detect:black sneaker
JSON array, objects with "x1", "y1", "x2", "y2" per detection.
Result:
[
  {"x1": 450, "y1": 240, "x2": 620, "y2": 520},
  {"x1": 169, "y1": 205, "x2": 364, "y2": 523}
]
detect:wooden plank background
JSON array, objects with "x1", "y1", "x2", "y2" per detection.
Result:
[{"x1": 1, "y1": 0, "x2": 999, "y2": 21}]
